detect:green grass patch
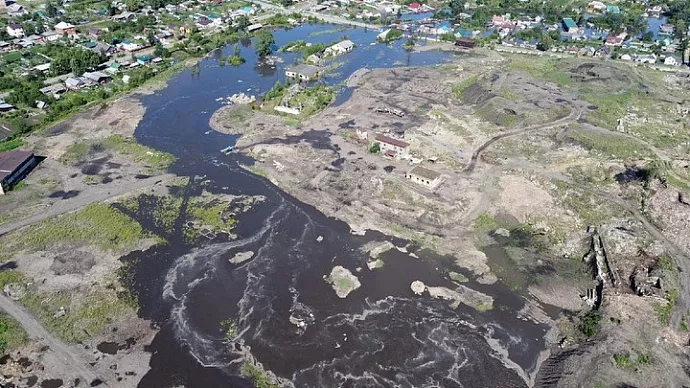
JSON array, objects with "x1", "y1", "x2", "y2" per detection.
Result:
[
  {"x1": 241, "y1": 362, "x2": 279, "y2": 388},
  {"x1": 248, "y1": 165, "x2": 267, "y2": 178},
  {"x1": 473, "y1": 212, "x2": 500, "y2": 234},
  {"x1": 507, "y1": 56, "x2": 571, "y2": 87},
  {"x1": 0, "y1": 203, "x2": 150, "y2": 260},
  {"x1": 452, "y1": 75, "x2": 478, "y2": 100},
  {"x1": 21, "y1": 290, "x2": 130, "y2": 343},
  {"x1": 614, "y1": 353, "x2": 633, "y2": 369},
  {"x1": 566, "y1": 129, "x2": 653, "y2": 160},
  {"x1": 654, "y1": 288, "x2": 679, "y2": 326},
  {"x1": 449, "y1": 271, "x2": 469, "y2": 283},
  {"x1": 102, "y1": 135, "x2": 176, "y2": 171},
  {"x1": 581, "y1": 91, "x2": 642, "y2": 130},
  {"x1": 0, "y1": 138, "x2": 24, "y2": 152},
  {"x1": 0, "y1": 315, "x2": 28, "y2": 353},
  {"x1": 59, "y1": 135, "x2": 175, "y2": 171}
]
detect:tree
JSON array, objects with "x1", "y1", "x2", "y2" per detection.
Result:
[
  {"x1": 147, "y1": 31, "x2": 157, "y2": 45},
  {"x1": 255, "y1": 30, "x2": 275, "y2": 58},
  {"x1": 154, "y1": 42, "x2": 169, "y2": 58},
  {"x1": 642, "y1": 30, "x2": 655, "y2": 43},
  {"x1": 46, "y1": 3, "x2": 58, "y2": 18},
  {"x1": 22, "y1": 22, "x2": 36, "y2": 36},
  {"x1": 236, "y1": 15, "x2": 250, "y2": 30}
]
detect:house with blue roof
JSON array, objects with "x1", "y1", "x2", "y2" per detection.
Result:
[{"x1": 606, "y1": 5, "x2": 620, "y2": 14}]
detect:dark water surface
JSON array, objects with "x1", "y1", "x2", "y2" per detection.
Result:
[{"x1": 126, "y1": 23, "x2": 548, "y2": 388}]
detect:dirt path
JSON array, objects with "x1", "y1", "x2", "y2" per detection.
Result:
[
  {"x1": 464, "y1": 107, "x2": 582, "y2": 172},
  {"x1": 0, "y1": 174, "x2": 174, "y2": 237},
  {"x1": 0, "y1": 294, "x2": 109, "y2": 385}
]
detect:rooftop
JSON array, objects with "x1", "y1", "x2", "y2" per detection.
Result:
[
  {"x1": 408, "y1": 166, "x2": 440, "y2": 181},
  {"x1": 562, "y1": 18, "x2": 578, "y2": 29},
  {"x1": 0, "y1": 150, "x2": 34, "y2": 182},
  {"x1": 287, "y1": 64, "x2": 323, "y2": 77},
  {"x1": 375, "y1": 134, "x2": 409, "y2": 148}
]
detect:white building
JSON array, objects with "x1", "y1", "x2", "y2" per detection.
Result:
[
  {"x1": 664, "y1": 55, "x2": 680, "y2": 66},
  {"x1": 374, "y1": 134, "x2": 409, "y2": 157},
  {"x1": 6, "y1": 23, "x2": 24, "y2": 38},
  {"x1": 406, "y1": 166, "x2": 442, "y2": 189},
  {"x1": 324, "y1": 40, "x2": 354, "y2": 56}
]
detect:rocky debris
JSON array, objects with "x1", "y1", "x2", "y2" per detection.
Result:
[
  {"x1": 410, "y1": 281, "x2": 426, "y2": 295},
  {"x1": 366, "y1": 259, "x2": 384, "y2": 270},
  {"x1": 288, "y1": 299, "x2": 315, "y2": 332},
  {"x1": 679, "y1": 192, "x2": 690, "y2": 206},
  {"x1": 325, "y1": 266, "x2": 361, "y2": 298},
  {"x1": 316, "y1": 235, "x2": 324, "y2": 242},
  {"x1": 494, "y1": 228, "x2": 511, "y2": 237},
  {"x1": 630, "y1": 265, "x2": 663, "y2": 297},
  {"x1": 363, "y1": 241, "x2": 395, "y2": 259},
  {"x1": 4, "y1": 284, "x2": 25, "y2": 300},
  {"x1": 228, "y1": 93, "x2": 256, "y2": 105},
  {"x1": 411, "y1": 281, "x2": 494, "y2": 311},
  {"x1": 229, "y1": 251, "x2": 254, "y2": 264},
  {"x1": 582, "y1": 227, "x2": 617, "y2": 309}
]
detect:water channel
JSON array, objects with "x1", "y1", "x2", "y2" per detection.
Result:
[{"x1": 124, "y1": 22, "x2": 550, "y2": 388}]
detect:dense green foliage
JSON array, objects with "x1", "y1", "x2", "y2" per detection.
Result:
[
  {"x1": 578, "y1": 310, "x2": 602, "y2": 338},
  {"x1": 50, "y1": 46, "x2": 106, "y2": 76},
  {"x1": 255, "y1": 30, "x2": 275, "y2": 58}
]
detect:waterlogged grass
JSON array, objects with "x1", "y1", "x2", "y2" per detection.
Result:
[
  {"x1": 60, "y1": 135, "x2": 176, "y2": 171},
  {"x1": 241, "y1": 362, "x2": 279, "y2": 388},
  {"x1": 566, "y1": 129, "x2": 653, "y2": 160},
  {"x1": 0, "y1": 203, "x2": 150, "y2": 261},
  {"x1": 0, "y1": 316, "x2": 28, "y2": 353},
  {"x1": 21, "y1": 290, "x2": 131, "y2": 343},
  {"x1": 221, "y1": 318, "x2": 237, "y2": 340},
  {"x1": 473, "y1": 212, "x2": 500, "y2": 234},
  {"x1": 248, "y1": 165, "x2": 267, "y2": 178},
  {"x1": 119, "y1": 191, "x2": 237, "y2": 240}
]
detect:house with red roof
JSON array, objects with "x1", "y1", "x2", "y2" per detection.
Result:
[{"x1": 409, "y1": 2, "x2": 421, "y2": 12}]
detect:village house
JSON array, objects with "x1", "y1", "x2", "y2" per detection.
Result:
[
  {"x1": 40, "y1": 83, "x2": 67, "y2": 99},
  {"x1": 306, "y1": 53, "x2": 323, "y2": 65},
  {"x1": 374, "y1": 134, "x2": 409, "y2": 157},
  {"x1": 664, "y1": 55, "x2": 680, "y2": 66},
  {"x1": 0, "y1": 101, "x2": 14, "y2": 113},
  {"x1": 405, "y1": 166, "x2": 442, "y2": 189},
  {"x1": 6, "y1": 3, "x2": 27, "y2": 16},
  {"x1": 6, "y1": 22, "x2": 24, "y2": 38},
  {"x1": 562, "y1": 18, "x2": 579, "y2": 34},
  {"x1": 659, "y1": 24, "x2": 675, "y2": 35},
  {"x1": 324, "y1": 40, "x2": 354, "y2": 56},
  {"x1": 88, "y1": 27, "x2": 104, "y2": 39},
  {"x1": 605, "y1": 35, "x2": 623, "y2": 46},
  {"x1": 65, "y1": 77, "x2": 85, "y2": 90},
  {"x1": 587, "y1": 1, "x2": 607, "y2": 14},
  {"x1": 247, "y1": 23, "x2": 263, "y2": 32},
  {"x1": 285, "y1": 64, "x2": 323, "y2": 81},
  {"x1": 83, "y1": 71, "x2": 111, "y2": 84},
  {"x1": 54, "y1": 21, "x2": 76, "y2": 36},
  {"x1": 0, "y1": 149, "x2": 39, "y2": 195}
]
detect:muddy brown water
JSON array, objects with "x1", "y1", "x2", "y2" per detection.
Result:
[{"x1": 121, "y1": 23, "x2": 554, "y2": 388}]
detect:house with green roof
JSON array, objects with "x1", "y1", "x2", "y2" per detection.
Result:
[{"x1": 562, "y1": 17, "x2": 579, "y2": 33}]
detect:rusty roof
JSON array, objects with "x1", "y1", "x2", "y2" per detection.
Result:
[{"x1": 375, "y1": 134, "x2": 409, "y2": 148}]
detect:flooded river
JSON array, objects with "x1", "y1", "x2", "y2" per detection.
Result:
[{"x1": 125, "y1": 23, "x2": 548, "y2": 387}]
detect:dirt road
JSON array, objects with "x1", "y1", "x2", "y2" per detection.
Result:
[
  {"x1": 0, "y1": 294, "x2": 109, "y2": 385},
  {"x1": 0, "y1": 174, "x2": 174, "y2": 237}
]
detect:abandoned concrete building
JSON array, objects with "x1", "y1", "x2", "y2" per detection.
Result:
[
  {"x1": 0, "y1": 149, "x2": 39, "y2": 195},
  {"x1": 406, "y1": 165, "x2": 442, "y2": 189},
  {"x1": 374, "y1": 134, "x2": 409, "y2": 157}
]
